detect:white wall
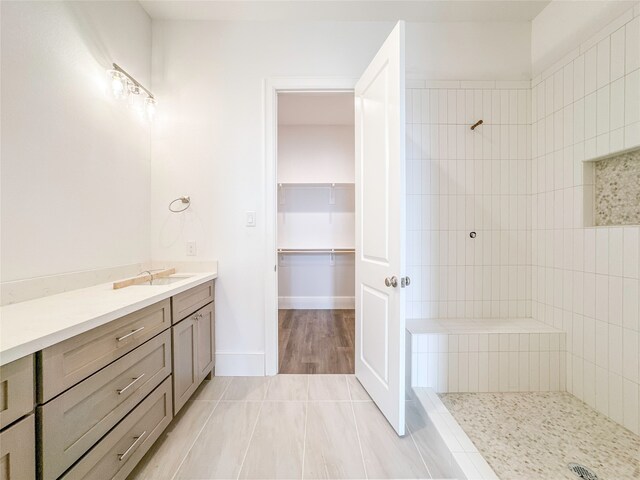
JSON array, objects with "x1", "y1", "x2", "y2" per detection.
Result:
[
  {"x1": 408, "y1": 23, "x2": 531, "y2": 80},
  {"x1": 150, "y1": 20, "x2": 532, "y2": 374},
  {"x1": 0, "y1": 1, "x2": 152, "y2": 283},
  {"x1": 278, "y1": 126, "x2": 354, "y2": 183},
  {"x1": 406, "y1": 82, "x2": 532, "y2": 320},
  {"x1": 531, "y1": 0, "x2": 637, "y2": 76},
  {"x1": 531, "y1": 3, "x2": 640, "y2": 434}
]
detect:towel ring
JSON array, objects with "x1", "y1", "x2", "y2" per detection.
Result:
[{"x1": 169, "y1": 196, "x2": 191, "y2": 213}]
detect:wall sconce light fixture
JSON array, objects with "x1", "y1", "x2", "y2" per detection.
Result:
[{"x1": 107, "y1": 63, "x2": 157, "y2": 121}]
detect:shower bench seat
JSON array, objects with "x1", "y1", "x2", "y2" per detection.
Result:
[{"x1": 407, "y1": 317, "x2": 566, "y2": 393}]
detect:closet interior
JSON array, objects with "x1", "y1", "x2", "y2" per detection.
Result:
[{"x1": 276, "y1": 92, "x2": 356, "y2": 374}]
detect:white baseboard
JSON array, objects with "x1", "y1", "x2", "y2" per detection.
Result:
[
  {"x1": 278, "y1": 296, "x2": 355, "y2": 309},
  {"x1": 215, "y1": 352, "x2": 265, "y2": 376}
]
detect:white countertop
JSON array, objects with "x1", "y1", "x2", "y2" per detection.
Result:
[{"x1": 0, "y1": 271, "x2": 217, "y2": 366}]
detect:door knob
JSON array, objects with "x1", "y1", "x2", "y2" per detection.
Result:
[{"x1": 385, "y1": 276, "x2": 398, "y2": 288}]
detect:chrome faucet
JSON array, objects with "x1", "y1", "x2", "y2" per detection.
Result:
[{"x1": 137, "y1": 270, "x2": 154, "y2": 285}]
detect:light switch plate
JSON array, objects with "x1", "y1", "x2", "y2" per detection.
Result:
[
  {"x1": 246, "y1": 211, "x2": 256, "y2": 227},
  {"x1": 186, "y1": 241, "x2": 197, "y2": 256}
]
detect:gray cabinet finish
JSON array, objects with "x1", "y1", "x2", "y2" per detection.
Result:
[
  {"x1": 172, "y1": 316, "x2": 198, "y2": 415},
  {"x1": 172, "y1": 281, "x2": 214, "y2": 323},
  {"x1": 39, "y1": 330, "x2": 171, "y2": 480},
  {"x1": 172, "y1": 302, "x2": 215, "y2": 415},
  {"x1": 38, "y1": 299, "x2": 171, "y2": 402},
  {"x1": 0, "y1": 414, "x2": 35, "y2": 480},
  {"x1": 196, "y1": 302, "x2": 215, "y2": 381},
  {"x1": 0, "y1": 355, "x2": 33, "y2": 429},
  {"x1": 59, "y1": 377, "x2": 172, "y2": 480}
]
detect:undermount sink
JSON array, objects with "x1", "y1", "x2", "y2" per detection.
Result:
[{"x1": 136, "y1": 275, "x2": 193, "y2": 286}]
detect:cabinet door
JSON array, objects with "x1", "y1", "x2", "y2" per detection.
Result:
[
  {"x1": 0, "y1": 355, "x2": 34, "y2": 429},
  {"x1": 172, "y1": 318, "x2": 198, "y2": 415},
  {"x1": 196, "y1": 303, "x2": 215, "y2": 381},
  {"x1": 0, "y1": 414, "x2": 35, "y2": 480}
]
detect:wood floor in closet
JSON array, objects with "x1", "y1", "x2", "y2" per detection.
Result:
[{"x1": 278, "y1": 309, "x2": 355, "y2": 374}]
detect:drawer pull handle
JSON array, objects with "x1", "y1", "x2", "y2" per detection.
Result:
[
  {"x1": 117, "y1": 373, "x2": 146, "y2": 395},
  {"x1": 117, "y1": 430, "x2": 147, "y2": 462},
  {"x1": 116, "y1": 326, "x2": 145, "y2": 342}
]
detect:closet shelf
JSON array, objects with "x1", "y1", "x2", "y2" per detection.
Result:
[
  {"x1": 277, "y1": 182, "x2": 354, "y2": 187},
  {"x1": 278, "y1": 247, "x2": 355, "y2": 253}
]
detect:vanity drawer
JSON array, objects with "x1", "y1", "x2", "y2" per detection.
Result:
[
  {"x1": 39, "y1": 330, "x2": 171, "y2": 480},
  {"x1": 0, "y1": 355, "x2": 34, "y2": 429},
  {"x1": 60, "y1": 377, "x2": 172, "y2": 480},
  {"x1": 0, "y1": 414, "x2": 35, "y2": 480},
  {"x1": 39, "y1": 299, "x2": 171, "y2": 402},
  {"x1": 172, "y1": 281, "x2": 214, "y2": 323}
]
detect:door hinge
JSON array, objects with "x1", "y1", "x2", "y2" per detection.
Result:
[{"x1": 401, "y1": 276, "x2": 411, "y2": 288}]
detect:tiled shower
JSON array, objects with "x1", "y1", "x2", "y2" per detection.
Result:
[{"x1": 407, "y1": 7, "x2": 640, "y2": 437}]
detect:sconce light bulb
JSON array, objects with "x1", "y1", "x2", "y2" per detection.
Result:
[{"x1": 109, "y1": 71, "x2": 126, "y2": 99}]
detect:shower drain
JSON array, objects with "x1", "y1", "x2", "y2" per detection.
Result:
[{"x1": 568, "y1": 463, "x2": 599, "y2": 480}]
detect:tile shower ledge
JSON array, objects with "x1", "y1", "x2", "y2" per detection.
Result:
[
  {"x1": 0, "y1": 269, "x2": 217, "y2": 366},
  {"x1": 411, "y1": 387, "x2": 499, "y2": 479},
  {"x1": 581, "y1": 145, "x2": 640, "y2": 162},
  {"x1": 407, "y1": 317, "x2": 564, "y2": 335}
]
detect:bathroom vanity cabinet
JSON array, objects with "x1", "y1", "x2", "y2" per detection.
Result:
[
  {"x1": 0, "y1": 355, "x2": 36, "y2": 480},
  {"x1": 0, "y1": 279, "x2": 215, "y2": 480}
]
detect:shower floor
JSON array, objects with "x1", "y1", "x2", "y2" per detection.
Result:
[{"x1": 440, "y1": 392, "x2": 640, "y2": 480}]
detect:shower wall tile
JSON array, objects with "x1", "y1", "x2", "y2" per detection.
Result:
[
  {"x1": 406, "y1": 84, "x2": 531, "y2": 319},
  {"x1": 411, "y1": 331, "x2": 566, "y2": 393},
  {"x1": 532, "y1": 4, "x2": 640, "y2": 435}
]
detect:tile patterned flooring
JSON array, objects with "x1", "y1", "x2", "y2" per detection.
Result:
[
  {"x1": 441, "y1": 392, "x2": 640, "y2": 480},
  {"x1": 129, "y1": 375, "x2": 440, "y2": 480}
]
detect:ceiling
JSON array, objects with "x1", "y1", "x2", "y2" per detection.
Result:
[
  {"x1": 140, "y1": 1, "x2": 550, "y2": 22},
  {"x1": 278, "y1": 92, "x2": 354, "y2": 126}
]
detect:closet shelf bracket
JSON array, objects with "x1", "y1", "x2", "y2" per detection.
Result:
[{"x1": 329, "y1": 183, "x2": 336, "y2": 205}]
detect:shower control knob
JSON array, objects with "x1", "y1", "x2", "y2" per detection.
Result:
[{"x1": 385, "y1": 276, "x2": 398, "y2": 288}]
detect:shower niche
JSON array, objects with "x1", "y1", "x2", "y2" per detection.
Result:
[{"x1": 583, "y1": 146, "x2": 640, "y2": 227}]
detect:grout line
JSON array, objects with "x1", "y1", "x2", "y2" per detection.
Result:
[
  {"x1": 347, "y1": 376, "x2": 369, "y2": 480},
  {"x1": 300, "y1": 375, "x2": 311, "y2": 480},
  {"x1": 169, "y1": 377, "x2": 232, "y2": 480},
  {"x1": 236, "y1": 376, "x2": 271, "y2": 480},
  {"x1": 406, "y1": 419, "x2": 434, "y2": 480}
]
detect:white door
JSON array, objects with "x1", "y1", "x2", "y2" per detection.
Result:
[{"x1": 354, "y1": 21, "x2": 406, "y2": 436}]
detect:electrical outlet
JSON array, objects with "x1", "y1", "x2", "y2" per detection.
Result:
[{"x1": 186, "y1": 241, "x2": 197, "y2": 256}]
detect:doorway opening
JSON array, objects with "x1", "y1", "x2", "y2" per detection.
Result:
[{"x1": 276, "y1": 91, "x2": 356, "y2": 374}]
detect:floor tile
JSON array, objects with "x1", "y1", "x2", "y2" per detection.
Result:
[
  {"x1": 303, "y1": 401, "x2": 367, "y2": 479},
  {"x1": 308, "y1": 375, "x2": 350, "y2": 401},
  {"x1": 265, "y1": 374, "x2": 308, "y2": 401},
  {"x1": 192, "y1": 376, "x2": 232, "y2": 401},
  {"x1": 352, "y1": 402, "x2": 431, "y2": 479},
  {"x1": 239, "y1": 401, "x2": 306, "y2": 479},
  {"x1": 346, "y1": 375, "x2": 372, "y2": 402},
  {"x1": 128, "y1": 399, "x2": 217, "y2": 479},
  {"x1": 222, "y1": 376, "x2": 270, "y2": 401},
  {"x1": 175, "y1": 401, "x2": 262, "y2": 479}
]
